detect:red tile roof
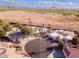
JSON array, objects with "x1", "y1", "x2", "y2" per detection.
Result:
[
  {"x1": 64, "y1": 43, "x2": 79, "y2": 58},
  {"x1": 69, "y1": 48, "x2": 79, "y2": 58}
]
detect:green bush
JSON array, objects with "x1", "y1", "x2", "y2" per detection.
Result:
[
  {"x1": 72, "y1": 35, "x2": 79, "y2": 45},
  {"x1": 0, "y1": 20, "x2": 11, "y2": 36},
  {"x1": 0, "y1": 20, "x2": 11, "y2": 42},
  {"x1": 21, "y1": 26, "x2": 33, "y2": 37}
]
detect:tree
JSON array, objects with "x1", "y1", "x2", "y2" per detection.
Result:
[
  {"x1": 72, "y1": 35, "x2": 79, "y2": 45},
  {"x1": 57, "y1": 37, "x2": 64, "y2": 50},
  {"x1": 21, "y1": 26, "x2": 33, "y2": 38}
]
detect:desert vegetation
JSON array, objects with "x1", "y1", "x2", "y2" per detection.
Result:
[
  {"x1": 72, "y1": 35, "x2": 79, "y2": 45},
  {"x1": 0, "y1": 7, "x2": 78, "y2": 14},
  {"x1": 20, "y1": 26, "x2": 33, "y2": 38},
  {"x1": 0, "y1": 20, "x2": 12, "y2": 41}
]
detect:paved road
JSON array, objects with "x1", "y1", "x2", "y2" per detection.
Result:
[{"x1": 53, "y1": 49, "x2": 65, "y2": 58}]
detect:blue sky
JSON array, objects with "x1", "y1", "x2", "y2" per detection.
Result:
[{"x1": 0, "y1": 0, "x2": 79, "y2": 9}]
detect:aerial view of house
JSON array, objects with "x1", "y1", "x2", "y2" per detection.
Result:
[{"x1": 0, "y1": 0, "x2": 79, "y2": 58}]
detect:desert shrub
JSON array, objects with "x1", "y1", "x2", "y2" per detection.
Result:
[
  {"x1": 21, "y1": 26, "x2": 33, "y2": 37},
  {"x1": 13, "y1": 23, "x2": 22, "y2": 29},
  {"x1": 0, "y1": 20, "x2": 12, "y2": 42},
  {"x1": 72, "y1": 35, "x2": 79, "y2": 45},
  {"x1": 0, "y1": 20, "x2": 11, "y2": 31}
]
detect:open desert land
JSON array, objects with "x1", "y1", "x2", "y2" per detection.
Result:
[
  {"x1": 0, "y1": 7, "x2": 79, "y2": 32},
  {"x1": 0, "y1": 7, "x2": 79, "y2": 58}
]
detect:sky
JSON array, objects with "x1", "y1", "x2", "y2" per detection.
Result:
[{"x1": 0, "y1": 0, "x2": 79, "y2": 9}]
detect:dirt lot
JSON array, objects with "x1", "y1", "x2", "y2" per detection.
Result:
[{"x1": 0, "y1": 11, "x2": 79, "y2": 32}]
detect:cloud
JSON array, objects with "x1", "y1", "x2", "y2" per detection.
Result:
[
  {"x1": 1, "y1": 0, "x2": 16, "y2": 2},
  {"x1": 4, "y1": 0, "x2": 9, "y2": 2},
  {"x1": 38, "y1": 0, "x2": 79, "y2": 9},
  {"x1": 39, "y1": 1, "x2": 76, "y2": 6}
]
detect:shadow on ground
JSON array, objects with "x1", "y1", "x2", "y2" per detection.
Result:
[{"x1": 53, "y1": 50, "x2": 65, "y2": 58}]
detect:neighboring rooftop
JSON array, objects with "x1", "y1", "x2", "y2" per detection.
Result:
[{"x1": 64, "y1": 43, "x2": 79, "y2": 58}]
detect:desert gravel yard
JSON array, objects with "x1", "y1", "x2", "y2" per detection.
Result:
[{"x1": 0, "y1": 11, "x2": 79, "y2": 32}]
